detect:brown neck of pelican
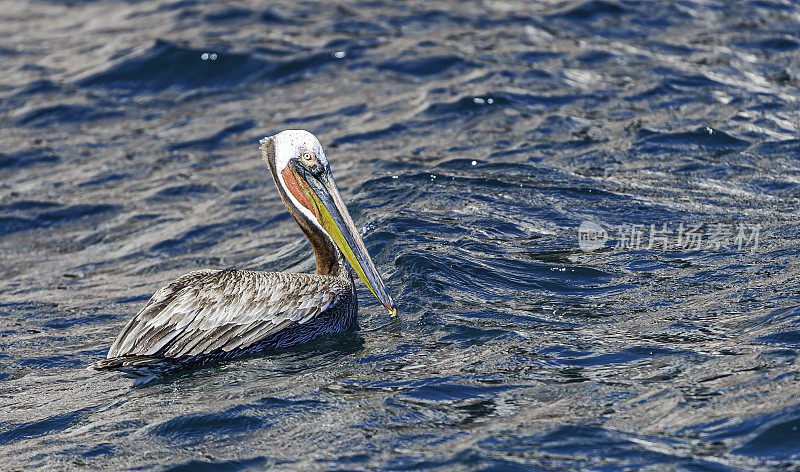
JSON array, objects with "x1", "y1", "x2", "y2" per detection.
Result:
[{"x1": 262, "y1": 138, "x2": 345, "y2": 278}]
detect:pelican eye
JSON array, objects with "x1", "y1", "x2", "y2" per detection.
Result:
[{"x1": 302, "y1": 151, "x2": 314, "y2": 162}]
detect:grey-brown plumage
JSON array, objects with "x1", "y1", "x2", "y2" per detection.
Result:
[
  {"x1": 105, "y1": 260, "x2": 355, "y2": 359},
  {"x1": 94, "y1": 130, "x2": 394, "y2": 373}
]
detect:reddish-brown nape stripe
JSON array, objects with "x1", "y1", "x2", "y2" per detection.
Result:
[{"x1": 281, "y1": 166, "x2": 319, "y2": 219}]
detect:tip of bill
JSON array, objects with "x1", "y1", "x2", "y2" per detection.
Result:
[{"x1": 389, "y1": 307, "x2": 398, "y2": 317}]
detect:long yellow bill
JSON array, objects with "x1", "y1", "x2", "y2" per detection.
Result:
[{"x1": 293, "y1": 164, "x2": 397, "y2": 316}]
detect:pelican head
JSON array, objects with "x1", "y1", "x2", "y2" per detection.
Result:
[{"x1": 260, "y1": 130, "x2": 396, "y2": 316}]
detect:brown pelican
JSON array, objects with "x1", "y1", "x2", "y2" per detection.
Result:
[{"x1": 96, "y1": 130, "x2": 396, "y2": 368}]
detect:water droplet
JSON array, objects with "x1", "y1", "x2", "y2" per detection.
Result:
[
  {"x1": 705, "y1": 126, "x2": 713, "y2": 135},
  {"x1": 392, "y1": 175, "x2": 398, "y2": 179},
  {"x1": 487, "y1": 98, "x2": 494, "y2": 104},
  {"x1": 473, "y1": 97, "x2": 486, "y2": 105},
  {"x1": 201, "y1": 53, "x2": 209, "y2": 60},
  {"x1": 333, "y1": 50, "x2": 346, "y2": 59},
  {"x1": 210, "y1": 53, "x2": 218, "y2": 60},
  {"x1": 471, "y1": 160, "x2": 477, "y2": 166}
]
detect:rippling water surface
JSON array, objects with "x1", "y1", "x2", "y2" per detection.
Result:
[{"x1": 2, "y1": 0, "x2": 800, "y2": 470}]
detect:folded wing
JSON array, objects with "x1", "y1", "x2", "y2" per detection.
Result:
[{"x1": 107, "y1": 269, "x2": 346, "y2": 358}]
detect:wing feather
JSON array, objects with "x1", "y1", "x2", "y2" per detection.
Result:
[{"x1": 107, "y1": 269, "x2": 348, "y2": 358}]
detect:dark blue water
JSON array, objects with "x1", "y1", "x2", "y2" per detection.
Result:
[{"x1": 2, "y1": 0, "x2": 800, "y2": 470}]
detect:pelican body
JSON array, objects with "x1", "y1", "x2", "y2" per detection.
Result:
[{"x1": 98, "y1": 130, "x2": 395, "y2": 367}]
